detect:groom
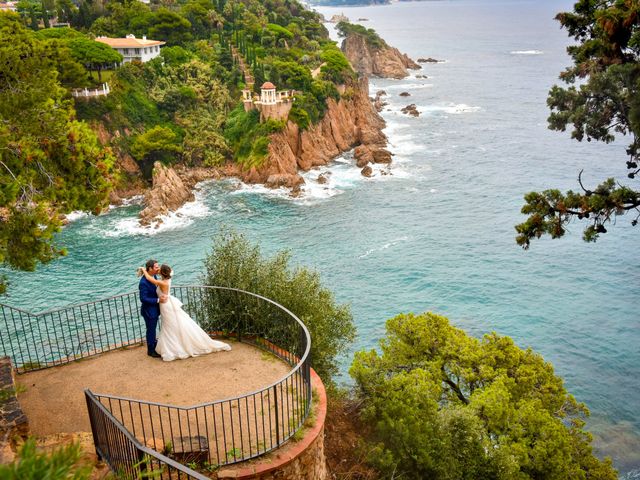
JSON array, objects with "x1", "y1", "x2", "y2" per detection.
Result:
[{"x1": 139, "y1": 259, "x2": 167, "y2": 358}]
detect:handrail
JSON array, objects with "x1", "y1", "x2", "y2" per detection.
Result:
[
  {"x1": 1, "y1": 285, "x2": 313, "y2": 473},
  {"x1": 85, "y1": 389, "x2": 208, "y2": 480}
]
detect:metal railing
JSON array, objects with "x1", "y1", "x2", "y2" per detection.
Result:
[
  {"x1": 1, "y1": 286, "x2": 312, "y2": 475},
  {"x1": 85, "y1": 389, "x2": 208, "y2": 480}
]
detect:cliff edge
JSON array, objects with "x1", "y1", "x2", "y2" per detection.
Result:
[
  {"x1": 341, "y1": 31, "x2": 419, "y2": 79},
  {"x1": 238, "y1": 77, "x2": 391, "y2": 188}
]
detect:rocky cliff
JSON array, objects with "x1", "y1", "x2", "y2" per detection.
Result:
[
  {"x1": 94, "y1": 79, "x2": 390, "y2": 224},
  {"x1": 341, "y1": 33, "x2": 419, "y2": 79},
  {"x1": 237, "y1": 77, "x2": 391, "y2": 188}
]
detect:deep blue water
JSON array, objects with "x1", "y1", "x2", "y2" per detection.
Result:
[{"x1": 2, "y1": 0, "x2": 639, "y2": 475}]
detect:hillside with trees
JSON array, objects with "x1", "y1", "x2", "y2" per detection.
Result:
[{"x1": 1, "y1": 0, "x2": 358, "y2": 290}]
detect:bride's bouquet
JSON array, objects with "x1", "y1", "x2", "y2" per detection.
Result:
[{"x1": 136, "y1": 267, "x2": 145, "y2": 277}]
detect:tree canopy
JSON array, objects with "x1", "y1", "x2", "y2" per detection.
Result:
[
  {"x1": 516, "y1": 0, "x2": 640, "y2": 247},
  {"x1": 67, "y1": 37, "x2": 123, "y2": 81},
  {"x1": 351, "y1": 312, "x2": 617, "y2": 479},
  {"x1": 202, "y1": 229, "x2": 355, "y2": 384},
  {"x1": 0, "y1": 13, "x2": 114, "y2": 293}
]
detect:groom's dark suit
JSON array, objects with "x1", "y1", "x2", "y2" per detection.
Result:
[{"x1": 139, "y1": 276, "x2": 160, "y2": 354}]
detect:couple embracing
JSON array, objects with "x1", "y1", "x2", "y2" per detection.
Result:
[{"x1": 138, "y1": 259, "x2": 231, "y2": 361}]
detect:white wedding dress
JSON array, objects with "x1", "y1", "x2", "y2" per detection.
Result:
[{"x1": 156, "y1": 281, "x2": 231, "y2": 361}]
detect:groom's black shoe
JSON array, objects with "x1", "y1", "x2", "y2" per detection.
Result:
[{"x1": 147, "y1": 351, "x2": 161, "y2": 358}]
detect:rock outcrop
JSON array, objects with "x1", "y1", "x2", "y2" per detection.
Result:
[
  {"x1": 373, "y1": 90, "x2": 387, "y2": 112},
  {"x1": 139, "y1": 162, "x2": 195, "y2": 226},
  {"x1": 401, "y1": 104, "x2": 420, "y2": 117},
  {"x1": 341, "y1": 34, "x2": 419, "y2": 79},
  {"x1": 240, "y1": 78, "x2": 391, "y2": 186}
]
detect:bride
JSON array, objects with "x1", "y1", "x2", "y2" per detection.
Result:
[{"x1": 141, "y1": 264, "x2": 231, "y2": 361}]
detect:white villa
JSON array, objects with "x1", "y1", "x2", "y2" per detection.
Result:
[{"x1": 95, "y1": 34, "x2": 165, "y2": 64}]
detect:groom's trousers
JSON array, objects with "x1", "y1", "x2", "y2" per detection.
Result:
[{"x1": 141, "y1": 309, "x2": 158, "y2": 354}]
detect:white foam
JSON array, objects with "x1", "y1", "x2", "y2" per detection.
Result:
[
  {"x1": 419, "y1": 103, "x2": 481, "y2": 115},
  {"x1": 107, "y1": 195, "x2": 145, "y2": 210},
  {"x1": 64, "y1": 211, "x2": 89, "y2": 222},
  {"x1": 231, "y1": 181, "x2": 292, "y2": 200},
  {"x1": 383, "y1": 83, "x2": 434, "y2": 90},
  {"x1": 510, "y1": 50, "x2": 543, "y2": 55},
  {"x1": 98, "y1": 188, "x2": 210, "y2": 237},
  {"x1": 359, "y1": 236, "x2": 410, "y2": 258}
]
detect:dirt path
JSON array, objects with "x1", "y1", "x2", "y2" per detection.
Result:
[{"x1": 17, "y1": 342, "x2": 290, "y2": 436}]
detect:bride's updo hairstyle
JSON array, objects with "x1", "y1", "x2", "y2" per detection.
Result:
[{"x1": 160, "y1": 264, "x2": 173, "y2": 279}]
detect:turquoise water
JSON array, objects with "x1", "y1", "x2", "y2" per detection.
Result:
[{"x1": 2, "y1": 0, "x2": 639, "y2": 475}]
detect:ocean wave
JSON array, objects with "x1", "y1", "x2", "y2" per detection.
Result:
[
  {"x1": 510, "y1": 50, "x2": 543, "y2": 55},
  {"x1": 97, "y1": 190, "x2": 210, "y2": 237},
  {"x1": 420, "y1": 103, "x2": 481, "y2": 115},
  {"x1": 230, "y1": 180, "x2": 291, "y2": 200},
  {"x1": 382, "y1": 83, "x2": 434, "y2": 91},
  {"x1": 64, "y1": 211, "x2": 90, "y2": 222},
  {"x1": 382, "y1": 102, "x2": 480, "y2": 117},
  {"x1": 359, "y1": 236, "x2": 410, "y2": 258},
  {"x1": 388, "y1": 135, "x2": 423, "y2": 156}
]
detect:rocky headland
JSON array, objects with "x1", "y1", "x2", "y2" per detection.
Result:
[
  {"x1": 104, "y1": 76, "x2": 391, "y2": 226},
  {"x1": 341, "y1": 31, "x2": 419, "y2": 79},
  {"x1": 104, "y1": 33, "x2": 401, "y2": 225},
  {"x1": 234, "y1": 77, "x2": 391, "y2": 190}
]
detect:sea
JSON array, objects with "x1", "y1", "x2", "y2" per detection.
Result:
[{"x1": 1, "y1": 0, "x2": 639, "y2": 476}]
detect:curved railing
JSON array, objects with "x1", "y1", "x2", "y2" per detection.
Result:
[{"x1": 1, "y1": 286, "x2": 312, "y2": 477}]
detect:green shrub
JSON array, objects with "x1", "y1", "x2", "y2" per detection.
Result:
[
  {"x1": 223, "y1": 105, "x2": 284, "y2": 167},
  {"x1": 319, "y1": 42, "x2": 354, "y2": 84},
  {"x1": 267, "y1": 23, "x2": 294, "y2": 40},
  {"x1": 351, "y1": 312, "x2": 618, "y2": 480},
  {"x1": 288, "y1": 104, "x2": 310, "y2": 130},
  {"x1": 0, "y1": 438, "x2": 92, "y2": 480},
  {"x1": 335, "y1": 21, "x2": 387, "y2": 49},
  {"x1": 202, "y1": 229, "x2": 356, "y2": 384}
]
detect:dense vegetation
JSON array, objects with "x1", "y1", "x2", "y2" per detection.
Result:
[
  {"x1": 0, "y1": 14, "x2": 114, "y2": 293},
  {"x1": 516, "y1": 0, "x2": 640, "y2": 246},
  {"x1": 1, "y1": 0, "x2": 355, "y2": 289},
  {"x1": 201, "y1": 229, "x2": 356, "y2": 384},
  {"x1": 336, "y1": 21, "x2": 386, "y2": 49},
  {"x1": 351, "y1": 312, "x2": 617, "y2": 479}
]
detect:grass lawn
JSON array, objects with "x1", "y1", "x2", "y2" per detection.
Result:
[{"x1": 89, "y1": 70, "x2": 115, "y2": 85}]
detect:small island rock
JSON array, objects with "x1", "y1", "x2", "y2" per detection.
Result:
[
  {"x1": 401, "y1": 104, "x2": 420, "y2": 117},
  {"x1": 139, "y1": 162, "x2": 194, "y2": 226}
]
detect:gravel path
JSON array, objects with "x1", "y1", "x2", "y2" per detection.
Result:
[{"x1": 17, "y1": 341, "x2": 290, "y2": 436}]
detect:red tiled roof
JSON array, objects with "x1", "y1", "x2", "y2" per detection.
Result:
[{"x1": 261, "y1": 82, "x2": 276, "y2": 89}]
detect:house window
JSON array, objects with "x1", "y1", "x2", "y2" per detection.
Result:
[{"x1": 135, "y1": 48, "x2": 140, "y2": 55}]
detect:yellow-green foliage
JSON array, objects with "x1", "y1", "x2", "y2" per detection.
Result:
[
  {"x1": 351, "y1": 312, "x2": 618, "y2": 480},
  {"x1": 0, "y1": 14, "x2": 114, "y2": 292},
  {"x1": 223, "y1": 105, "x2": 284, "y2": 168},
  {"x1": 202, "y1": 229, "x2": 355, "y2": 384},
  {"x1": 0, "y1": 438, "x2": 92, "y2": 480}
]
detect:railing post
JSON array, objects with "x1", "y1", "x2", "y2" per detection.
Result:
[
  {"x1": 84, "y1": 390, "x2": 103, "y2": 461},
  {"x1": 273, "y1": 384, "x2": 280, "y2": 445}
]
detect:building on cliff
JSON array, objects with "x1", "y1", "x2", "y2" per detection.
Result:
[
  {"x1": 242, "y1": 82, "x2": 295, "y2": 123},
  {"x1": 95, "y1": 34, "x2": 165, "y2": 64}
]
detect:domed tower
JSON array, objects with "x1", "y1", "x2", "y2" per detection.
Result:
[{"x1": 260, "y1": 82, "x2": 277, "y2": 105}]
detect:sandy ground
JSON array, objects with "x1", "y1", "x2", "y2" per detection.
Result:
[{"x1": 17, "y1": 341, "x2": 291, "y2": 437}]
